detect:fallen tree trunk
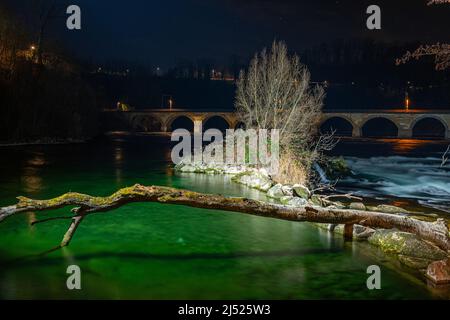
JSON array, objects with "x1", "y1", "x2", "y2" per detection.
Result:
[{"x1": 0, "y1": 184, "x2": 449, "y2": 252}]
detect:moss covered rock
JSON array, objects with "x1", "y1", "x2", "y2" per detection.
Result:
[
  {"x1": 267, "y1": 184, "x2": 285, "y2": 199},
  {"x1": 371, "y1": 204, "x2": 408, "y2": 214},
  {"x1": 324, "y1": 157, "x2": 352, "y2": 180},
  {"x1": 349, "y1": 202, "x2": 366, "y2": 210},
  {"x1": 292, "y1": 184, "x2": 311, "y2": 200},
  {"x1": 368, "y1": 229, "x2": 447, "y2": 261},
  {"x1": 309, "y1": 194, "x2": 324, "y2": 206},
  {"x1": 231, "y1": 171, "x2": 273, "y2": 192},
  {"x1": 280, "y1": 196, "x2": 307, "y2": 207},
  {"x1": 398, "y1": 255, "x2": 432, "y2": 270},
  {"x1": 426, "y1": 259, "x2": 450, "y2": 284}
]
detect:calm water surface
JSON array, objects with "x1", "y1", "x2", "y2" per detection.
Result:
[{"x1": 0, "y1": 136, "x2": 448, "y2": 299}]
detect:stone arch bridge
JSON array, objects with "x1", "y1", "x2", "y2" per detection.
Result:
[{"x1": 102, "y1": 109, "x2": 450, "y2": 139}]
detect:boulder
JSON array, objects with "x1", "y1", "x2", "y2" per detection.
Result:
[
  {"x1": 221, "y1": 165, "x2": 247, "y2": 175},
  {"x1": 231, "y1": 171, "x2": 273, "y2": 192},
  {"x1": 368, "y1": 229, "x2": 447, "y2": 261},
  {"x1": 280, "y1": 196, "x2": 293, "y2": 204},
  {"x1": 398, "y1": 255, "x2": 432, "y2": 270},
  {"x1": 372, "y1": 204, "x2": 408, "y2": 214},
  {"x1": 267, "y1": 184, "x2": 285, "y2": 199},
  {"x1": 324, "y1": 157, "x2": 352, "y2": 180},
  {"x1": 353, "y1": 224, "x2": 376, "y2": 239},
  {"x1": 328, "y1": 201, "x2": 346, "y2": 209},
  {"x1": 293, "y1": 184, "x2": 311, "y2": 199},
  {"x1": 176, "y1": 163, "x2": 198, "y2": 173},
  {"x1": 349, "y1": 202, "x2": 366, "y2": 211},
  {"x1": 426, "y1": 259, "x2": 450, "y2": 285},
  {"x1": 309, "y1": 194, "x2": 324, "y2": 206},
  {"x1": 281, "y1": 185, "x2": 294, "y2": 197},
  {"x1": 280, "y1": 196, "x2": 307, "y2": 207}
]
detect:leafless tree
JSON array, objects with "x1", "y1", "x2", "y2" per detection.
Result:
[
  {"x1": 396, "y1": 1, "x2": 450, "y2": 70},
  {"x1": 235, "y1": 41, "x2": 329, "y2": 184},
  {"x1": 236, "y1": 41, "x2": 325, "y2": 148}
]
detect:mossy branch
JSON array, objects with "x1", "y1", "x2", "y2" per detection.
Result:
[{"x1": 0, "y1": 184, "x2": 448, "y2": 252}]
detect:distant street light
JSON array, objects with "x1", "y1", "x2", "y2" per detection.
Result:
[
  {"x1": 162, "y1": 95, "x2": 174, "y2": 110},
  {"x1": 405, "y1": 92, "x2": 410, "y2": 111}
]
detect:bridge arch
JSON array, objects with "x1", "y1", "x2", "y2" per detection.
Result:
[
  {"x1": 362, "y1": 117, "x2": 399, "y2": 138},
  {"x1": 202, "y1": 115, "x2": 231, "y2": 133},
  {"x1": 320, "y1": 116, "x2": 354, "y2": 137},
  {"x1": 411, "y1": 116, "x2": 448, "y2": 139},
  {"x1": 168, "y1": 115, "x2": 195, "y2": 132}
]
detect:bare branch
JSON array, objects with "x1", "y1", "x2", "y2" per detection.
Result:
[
  {"x1": 396, "y1": 43, "x2": 450, "y2": 71},
  {"x1": 427, "y1": 0, "x2": 450, "y2": 5},
  {"x1": 323, "y1": 193, "x2": 363, "y2": 201},
  {"x1": 0, "y1": 184, "x2": 448, "y2": 252}
]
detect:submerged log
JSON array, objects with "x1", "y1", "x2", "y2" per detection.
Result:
[{"x1": 0, "y1": 184, "x2": 449, "y2": 252}]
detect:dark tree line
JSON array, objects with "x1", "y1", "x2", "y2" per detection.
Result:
[{"x1": 0, "y1": 3, "x2": 100, "y2": 143}]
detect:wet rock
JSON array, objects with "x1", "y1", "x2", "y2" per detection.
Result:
[
  {"x1": 349, "y1": 202, "x2": 366, "y2": 210},
  {"x1": 353, "y1": 225, "x2": 376, "y2": 239},
  {"x1": 398, "y1": 255, "x2": 432, "y2": 270},
  {"x1": 293, "y1": 184, "x2": 311, "y2": 200},
  {"x1": 309, "y1": 194, "x2": 324, "y2": 206},
  {"x1": 372, "y1": 204, "x2": 408, "y2": 214},
  {"x1": 231, "y1": 171, "x2": 273, "y2": 191},
  {"x1": 267, "y1": 184, "x2": 285, "y2": 199},
  {"x1": 176, "y1": 163, "x2": 198, "y2": 173},
  {"x1": 426, "y1": 259, "x2": 450, "y2": 285},
  {"x1": 222, "y1": 165, "x2": 248, "y2": 175},
  {"x1": 280, "y1": 196, "x2": 293, "y2": 204},
  {"x1": 280, "y1": 196, "x2": 307, "y2": 207},
  {"x1": 324, "y1": 157, "x2": 352, "y2": 180},
  {"x1": 329, "y1": 201, "x2": 346, "y2": 209},
  {"x1": 175, "y1": 161, "x2": 253, "y2": 175},
  {"x1": 281, "y1": 185, "x2": 294, "y2": 197},
  {"x1": 368, "y1": 229, "x2": 447, "y2": 261}
]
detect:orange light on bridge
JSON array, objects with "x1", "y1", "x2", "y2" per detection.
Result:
[{"x1": 405, "y1": 92, "x2": 410, "y2": 111}]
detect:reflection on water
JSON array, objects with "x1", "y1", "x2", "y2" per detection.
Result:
[
  {"x1": 177, "y1": 172, "x2": 270, "y2": 201},
  {"x1": 0, "y1": 136, "x2": 447, "y2": 299},
  {"x1": 383, "y1": 139, "x2": 429, "y2": 154},
  {"x1": 114, "y1": 146, "x2": 124, "y2": 185},
  {"x1": 21, "y1": 153, "x2": 47, "y2": 194}
]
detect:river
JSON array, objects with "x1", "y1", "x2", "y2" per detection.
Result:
[{"x1": 0, "y1": 135, "x2": 448, "y2": 299}]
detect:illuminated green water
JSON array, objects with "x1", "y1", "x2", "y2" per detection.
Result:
[{"x1": 0, "y1": 136, "x2": 439, "y2": 299}]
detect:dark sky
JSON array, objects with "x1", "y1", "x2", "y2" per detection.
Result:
[{"x1": 6, "y1": 0, "x2": 450, "y2": 69}]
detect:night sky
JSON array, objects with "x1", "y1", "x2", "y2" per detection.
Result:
[{"x1": 5, "y1": 0, "x2": 450, "y2": 68}]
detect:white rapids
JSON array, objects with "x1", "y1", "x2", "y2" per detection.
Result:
[{"x1": 338, "y1": 156, "x2": 450, "y2": 213}]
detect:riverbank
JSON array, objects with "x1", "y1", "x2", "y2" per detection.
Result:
[
  {"x1": 175, "y1": 160, "x2": 450, "y2": 289},
  {"x1": 0, "y1": 135, "x2": 448, "y2": 299},
  {"x1": 0, "y1": 137, "x2": 87, "y2": 147}
]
